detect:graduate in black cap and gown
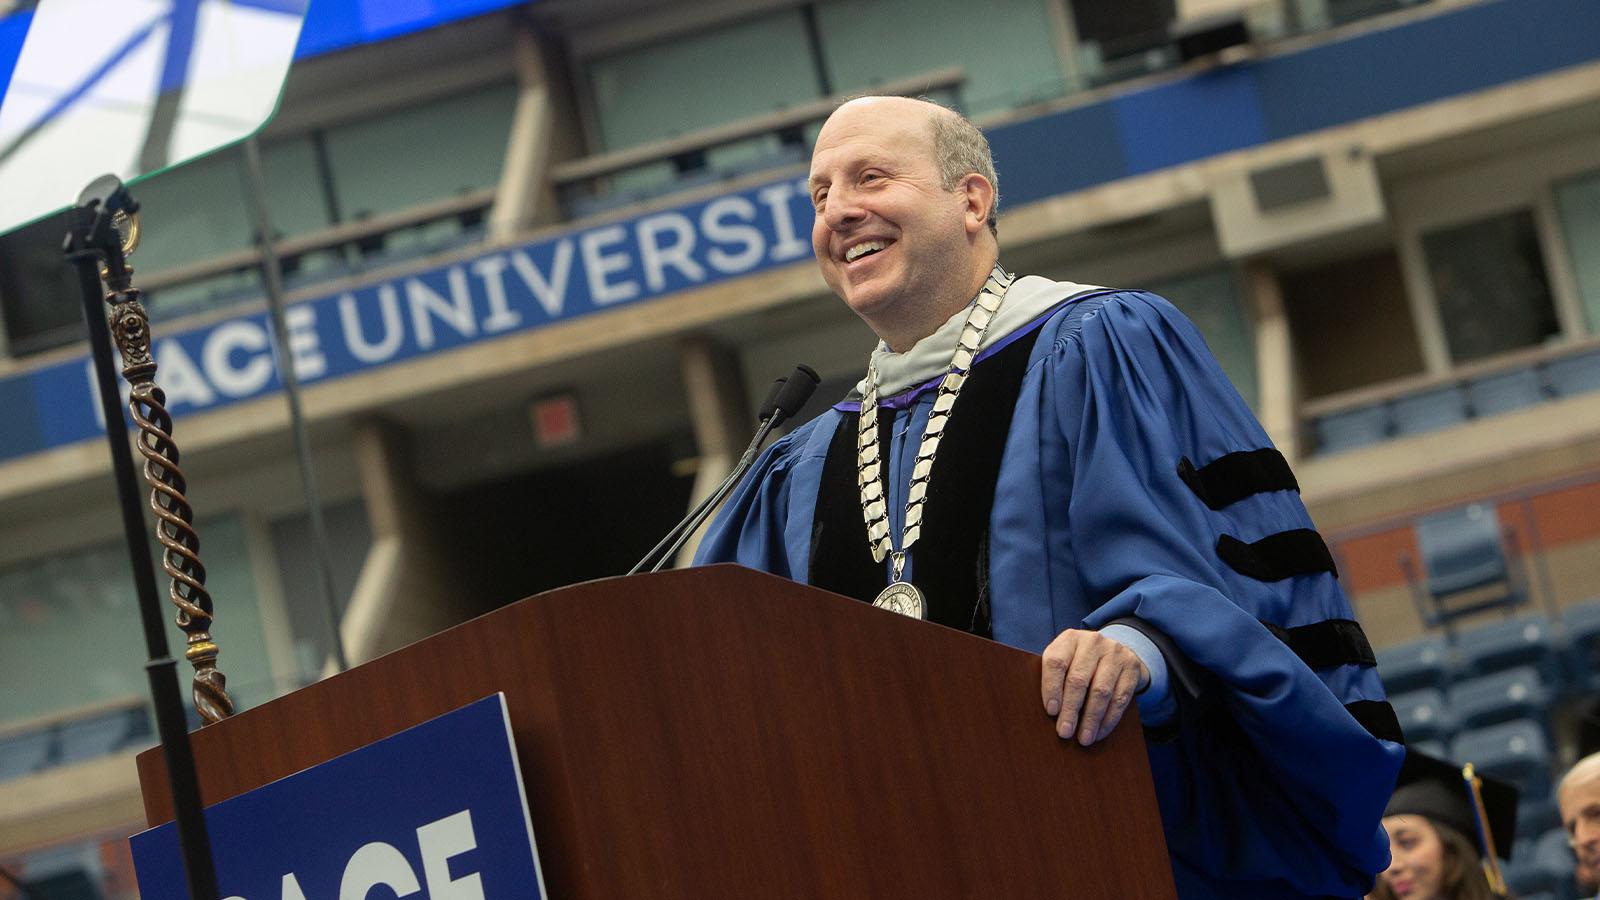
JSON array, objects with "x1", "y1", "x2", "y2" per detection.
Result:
[{"x1": 1373, "y1": 751, "x2": 1518, "y2": 900}]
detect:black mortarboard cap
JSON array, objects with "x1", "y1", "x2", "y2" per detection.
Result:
[{"x1": 1385, "y1": 748, "x2": 1519, "y2": 861}]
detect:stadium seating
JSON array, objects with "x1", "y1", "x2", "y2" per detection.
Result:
[
  {"x1": 1456, "y1": 614, "x2": 1561, "y2": 683},
  {"x1": 1466, "y1": 366, "x2": 1547, "y2": 417},
  {"x1": 1506, "y1": 860, "x2": 1559, "y2": 899},
  {"x1": 56, "y1": 707, "x2": 136, "y2": 765},
  {"x1": 1532, "y1": 827, "x2": 1580, "y2": 899},
  {"x1": 1411, "y1": 738, "x2": 1449, "y2": 759},
  {"x1": 1564, "y1": 598, "x2": 1600, "y2": 691},
  {"x1": 1547, "y1": 347, "x2": 1600, "y2": 398},
  {"x1": 1407, "y1": 503, "x2": 1526, "y2": 626},
  {"x1": 1448, "y1": 666, "x2": 1550, "y2": 730},
  {"x1": 1313, "y1": 403, "x2": 1389, "y2": 454},
  {"x1": 0, "y1": 729, "x2": 52, "y2": 783},
  {"x1": 1393, "y1": 384, "x2": 1470, "y2": 436},
  {"x1": 1390, "y1": 687, "x2": 1457, "y2": 742},
  {"x1": 1451, "y1": 719, "x2": 1551, "y2": 790},
  {"x1": 1377, "y1": 636, "x2": 1453, "y2": 693},
  {"x1": 1519, "y1": 795, "x2": 1563, "y2": 838}
]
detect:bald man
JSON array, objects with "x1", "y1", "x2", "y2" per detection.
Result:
[{"x1": 696, "y1": 96, "x2": 1403, "y2": 899}]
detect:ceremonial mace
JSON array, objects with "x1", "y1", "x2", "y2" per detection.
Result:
[{"x1": 63, "y1": 174, "x2": 230, "y2": 900}]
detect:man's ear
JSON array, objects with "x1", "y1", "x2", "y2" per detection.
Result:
[{"x1": 959, "y1": 173, "x2": 995, "y2": 237}]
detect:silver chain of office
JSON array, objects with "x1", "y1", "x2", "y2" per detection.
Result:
[{"x1": 857, "y1": 266, "x2": 1012, "y2": 617}]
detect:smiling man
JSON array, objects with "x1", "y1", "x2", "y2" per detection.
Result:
[{"x1": 695, "y1": 96, "x2": 1404, "y2": 899}]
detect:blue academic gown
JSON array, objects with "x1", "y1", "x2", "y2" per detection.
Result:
[{"x1": 695, "y1": 288, "x2": 1404, "y2": 899}]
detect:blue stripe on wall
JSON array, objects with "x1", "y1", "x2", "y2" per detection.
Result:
[
  {"x1": 1252, "y1": 0, "x2": 1600, "y2": 139},
  {"x1": 1114, "y1": 67, "x2": 1268, "y2": 176},
  {"x1": 987, "y1": 102, "x2": 1127, "y2": 208},
  {"x1": 982, "y1": 0, "x2": 1600, "y2": 209},
  {"x1": 0, "y1": 375, "x2": 42, "y2": 462}
]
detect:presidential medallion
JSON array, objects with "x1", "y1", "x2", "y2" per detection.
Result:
[{"x1": 873, "y1": 581, "x2": 927, "y2": 619}]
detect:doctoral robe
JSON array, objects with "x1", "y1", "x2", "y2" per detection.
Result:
[{"x1": 695, "y1": 278, "x2": 1404, "y2": 899}]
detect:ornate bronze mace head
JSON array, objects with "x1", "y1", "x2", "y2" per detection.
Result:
[{"x1": 85, "y1": 178, "x2": 234, "y2": 724}]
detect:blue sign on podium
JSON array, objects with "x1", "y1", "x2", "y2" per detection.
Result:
[{"x1": 130, "y1": 694, "x2": 546, "y2": 900}]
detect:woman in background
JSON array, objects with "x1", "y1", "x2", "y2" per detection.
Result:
[{"x1": 1370, "y1": 751, "x2": 1517, "y2": 900}]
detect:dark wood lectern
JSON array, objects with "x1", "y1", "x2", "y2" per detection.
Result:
[{"x1": 136, "y1": 565, "x2": 1177, "y2": 899}]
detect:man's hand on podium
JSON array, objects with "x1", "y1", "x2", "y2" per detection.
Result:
[{"x1": 1040, "y1": 629, "x2": 1151, "y2": 747}]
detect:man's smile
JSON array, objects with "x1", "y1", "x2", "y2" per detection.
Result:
[
  {"x1": 845, "y1": 239, "x2": 890, "y2": 262},
  {"x1": 842, "y1": 237, "x2": 895, "y2": 268}
]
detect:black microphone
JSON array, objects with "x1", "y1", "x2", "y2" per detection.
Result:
[
  {"x1": 629, "y1": 365, "x2": 820, "y2": 575},
  {"x1": 770, "y1": 364, "x2": 820, "y2": 421},
  {"x1": 756, "y1": 377, "x2": 788, "y2": 423}
]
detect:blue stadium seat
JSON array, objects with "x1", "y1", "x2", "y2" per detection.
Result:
[
  {"x1": 1532, "y1": 827, "x2": 1578, "y2": 894},
  {"x1": 0, "y1": 730, "x2": 53, "y2": 782},
  {"x1": 1467, "y1": 366, "x2": 1546, "y2": 417},
  {"x1": 1564, "y1": 598, "x2": 1600, "y2": 691},
  {"x1": 1506, "y1": 859, "x2": 1558, "y2": 898},
  {"x1": 1314, "y1": 404, "x2": 1389, "y2": 454},
  {"x1": 1451, "y1": 719, "x2": 1552, "y2": 790},
  {"x1": 1393, "y1": 384, "x2": 1468, "y2": 436},
  {"x1": 1449, "y1": 666, "x2": 1550, "y2": 730},
  {"x1": 1390, "y1": 688, "x2": 1457, "y2": 742},
  {"x1": 57, "y1": 708, "x2": 135, "y2": 765},
  {"x1": 1407, "y1": 503, "x2": 1527, "y2": 627},
  {"x1": 1377, "y1": 636, "x2": 1453, "y2": 693},
  {"x1": 1411, "y1": 738, "x2": 1449, "y2": 759},
  {"x1": 1518, "y1": 795, "x2": 1560, "y2": 837},
  {"x1": 118, "y1": 705, "x2": 154, "y2": 751},
  {"x1": 1457, "y1": 614, "x2": 1560, "y2": 683},
  {"x1": 1546, "y1": 347, "x2": 1600, "y2": 399}
]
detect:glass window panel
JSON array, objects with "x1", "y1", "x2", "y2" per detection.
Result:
[
  {"x1": 0, "y1": 209, "x2": 83, "y2": 356},
  {"x1": 323, "y1": 82, "x2": 517, "y2": 220},
  {"x1": 259, "y1": 135, "x2": 334, "y2": 238},
  {"x1": 131, "y1": 148, "x2": 255, "y2": 275},
  {"x1": 268, "y1": 500, "x2": 371, "y2": 683},
  {"x1": 1070, "y1": 0, "x2": 1175, "y2": 54},
  {"x1": 1146, "y1": 267, "x2": 1259, "y2": 409},
  {"x1": 586, "y1": 11, "x2": 821, "y2": 151},
  {"x1": 1555, "y1": 169, "x2": 1600, "y2": 334},
  {"x1": 0, "y1": 514, "x2": 274, "y2": 726},
  {"x1": 1422, "y1": 209, "x2": 1560, "y2": 365},
  {"x1": 144, "y1": 267, "x2": 264, "y2": 322},
  {"x1": 817, "y1": 0, "x2": 1067, "y2": 116},
  {"x1": 1281, "y1": 250, "x2": 1424, "y2": 399}
]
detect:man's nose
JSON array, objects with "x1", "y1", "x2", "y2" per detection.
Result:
[{"x1": 823, "y1": 189, "x2": 865, "y2": 230}]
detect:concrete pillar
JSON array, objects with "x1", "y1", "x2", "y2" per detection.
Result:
[
  {"x1": 674, "y1": 335, "x2": 751, "y2": 566},
  {"x1": 1244, "y1": 261, "x2": 1303, "y2": 461},
  {"x1": 488, "y1": 21, "x2": 566, "y2": 240},
  {"x1": 338, "y1": 419, "x2": 464, "y2": 666}
]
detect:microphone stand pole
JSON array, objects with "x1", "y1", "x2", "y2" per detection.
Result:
[
  {"x1": 64, "y1": 176, "x2": 220, "y2": 900},
  {"x1": 239, "y1": 136, "x2": 348, "y2": 675}
]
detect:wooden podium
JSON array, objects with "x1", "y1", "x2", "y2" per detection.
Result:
[{"x1": 136, "y1": 565, "x2": 1177, "y2": 899}]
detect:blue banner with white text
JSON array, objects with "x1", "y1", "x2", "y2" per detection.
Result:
[
  {"x1": 130, "y1": 695, "x2": 546, "y2": 900},
  {"x1": 3, "y1": 175, "x2": 815, "y2": 462}
]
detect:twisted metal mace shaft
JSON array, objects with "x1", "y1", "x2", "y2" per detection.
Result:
[{"x1": 101, "y1": 276, "x2": 233, "y2": 724}]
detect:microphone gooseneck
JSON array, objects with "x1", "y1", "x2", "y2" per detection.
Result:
[{"x1": 628, "y1": 365, "x2": 820, "y2": 575}]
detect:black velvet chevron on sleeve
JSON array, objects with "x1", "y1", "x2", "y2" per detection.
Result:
[
  {"x1": 1216, "y1": 530, "x2": 1338, "y2": 581},
  {"x1": 1176, "y1": 448, "x2": 1299, "y2": 510}
]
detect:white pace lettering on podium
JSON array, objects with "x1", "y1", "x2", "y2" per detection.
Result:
[{"x1": 217, "y1": 810, "x2": 481, "y2": 900}]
